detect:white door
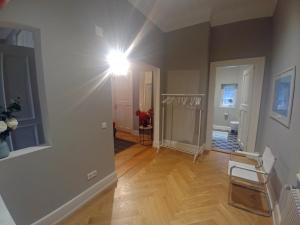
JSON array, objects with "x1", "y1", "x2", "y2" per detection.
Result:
[
  {"x1": 238, "y1": 66, "x2": 254, "y2": 151},
  {"x1": 111, "y1": 72, "x2": 133, "y2": 132},
  {"x1": 139, "y1": 71, "x2": 153, "y2": 112}
]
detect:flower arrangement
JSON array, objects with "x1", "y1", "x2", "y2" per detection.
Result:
[
  {"x1": 136, "y1": 109, "x2": 153, "y2": 127},
  {"x1": 0, "y1": 97, "x2": 21, "y2": 142}
]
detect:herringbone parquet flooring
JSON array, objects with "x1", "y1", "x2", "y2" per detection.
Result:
[{"x1": 59, "y1": 146, "x2": 273, "y2": 225}]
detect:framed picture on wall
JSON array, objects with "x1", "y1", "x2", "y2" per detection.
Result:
[{"x1": 270, "y1": 66, "x2": 296, "y2": 128}]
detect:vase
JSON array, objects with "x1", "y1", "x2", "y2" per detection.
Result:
[{"x1": 0, "y1": 141, "x2": 10, "y2": 159}]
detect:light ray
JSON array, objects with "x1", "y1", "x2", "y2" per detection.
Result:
[{"x1": 64, "y1": 0, "x2": 161, "y2": 113}]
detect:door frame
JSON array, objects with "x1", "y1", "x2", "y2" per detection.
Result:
[
  {"x1": 111, "y1": 70, "x2": 134, "y2": 133},
  {"x1": 206, "y1": 57, "x2": 265, "y2": 152},
  {"x1": 130, "y1": 61, "x2": 160, "y2": 149}
]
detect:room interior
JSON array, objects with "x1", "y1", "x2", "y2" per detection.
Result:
[
  {"x1": 212, "y1": 65, "x2": 253, "y2": 152},
  {"x1": 112, "y1": 62, "x2": 155, "y2": 153},
  {"x1": 0, "y1": 0, "x2": 299, "y2": 225}
]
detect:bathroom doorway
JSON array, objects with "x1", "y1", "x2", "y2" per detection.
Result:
[{"x1": 206, "y1": 58, "x2": 265, "y2": 152}]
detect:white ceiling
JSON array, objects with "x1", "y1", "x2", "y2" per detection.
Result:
[{"x1": 128, "y1": 0, "x2": 277, "y2": 32}]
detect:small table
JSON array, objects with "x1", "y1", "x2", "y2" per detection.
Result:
[{"x1": 139, "y1": 125, "x2": 153, "y2": 145}]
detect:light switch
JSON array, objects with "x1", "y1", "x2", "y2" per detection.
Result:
[{"x1": 101, "y1": 122, "x2": 107, "y2": 129}]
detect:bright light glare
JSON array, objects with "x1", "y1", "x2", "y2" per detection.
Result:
[{"x1": 106, "y1": 49, "x2": 129, "y2": 76}]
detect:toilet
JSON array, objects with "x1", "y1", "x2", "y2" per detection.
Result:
[{"x1": 230, "y1": 121, "x2": 239, "y2": 134}]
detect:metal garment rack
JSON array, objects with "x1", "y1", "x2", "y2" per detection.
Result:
[{"x1": 159, "y1": 93, "x2": 206, "y2": 162}]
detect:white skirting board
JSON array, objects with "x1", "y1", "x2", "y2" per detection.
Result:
[
  {"x1": 161, "y1": 139, "x2": 204, "y2": 155},
  {"x1": 266, "y1": 181, "x2": 281, "y2": 225},
  {"x1": 31, "y1": 172, "x2": 118, "y2": 225},
  {"x1": 272, "y1": 203, "x2": 281, "y2": 225},
  {"x1": 152, "y1": 140, "x2": 161, "y2": 149},
  {"x1": 131, "y1": 130, "x2": 139, "y2": 136}
]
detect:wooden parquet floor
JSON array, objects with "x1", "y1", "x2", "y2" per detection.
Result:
[
  {"x1": 59, "y1": 146, "x2": 273, "y2": 225},
  {"x1": 115, "y1": 130, "x2": 139, "y2": 144}
]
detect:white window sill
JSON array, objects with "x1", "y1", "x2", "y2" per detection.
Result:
[{"x1": 0, "y1": 145, "x2": 52, "y2": 162}]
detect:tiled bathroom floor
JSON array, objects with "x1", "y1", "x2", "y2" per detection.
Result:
[{"x1": 212, "y1": 130, "x2": 241, "y2": 151}]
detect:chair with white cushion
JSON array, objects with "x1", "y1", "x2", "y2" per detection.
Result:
[{"x1": 228, "y1": 146, "x2": 276, "y2": 216}]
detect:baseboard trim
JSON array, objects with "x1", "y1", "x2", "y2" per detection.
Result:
[
  {"x1": 153, "y1": 140, "x2": 161, "y2": 149},
  {"x1": 202, "y1": 143, "x2": 211, "y2": 151},
  {"x1": 272, "y1": 202, "x2": 281, "y2": 225},
  {"x1": 266, "y1": 182, "x2": 281, "y2": 225},
  {"x1": 131, "y1": 130, "x2": 139, "y2": 136},
  {"x1": 162, "y1": 139, "x2": 203, "y2": 155},
  {"x1": 32, "y1": 172, "x2": 118, "y2": 225}
]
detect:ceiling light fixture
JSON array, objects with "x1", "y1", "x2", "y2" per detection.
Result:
[{"x1": 106, "y1": 49, "x2": 129, "y2": 76}]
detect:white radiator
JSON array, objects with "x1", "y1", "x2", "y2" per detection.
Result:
[{"x1": 279, "y1": 186, "x2": 300, "y2": 225}]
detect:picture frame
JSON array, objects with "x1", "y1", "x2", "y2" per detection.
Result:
[{"x1": 270, "y1": 66, "x2": 296, "y2": 128}]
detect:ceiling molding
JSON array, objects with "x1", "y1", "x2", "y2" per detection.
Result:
[{"x1": 128, "y1": 0, "x2": 277, "y2": 32}]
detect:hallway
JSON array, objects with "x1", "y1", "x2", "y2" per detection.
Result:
[{"x1": 60, "y1": 148, "x2": 272, "y2": 225}]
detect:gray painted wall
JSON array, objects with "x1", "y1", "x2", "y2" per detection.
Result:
[
  {"x1": 164, "y1": 23, "x2": 210, "y2": 145},
  {"x1": 210, "y1": 18, "x2": 272, "y2": 62},
  {"x1": 210, "y1": 18, "x2": 273, "y2": 151},
  {"x1": 0, "y1": 0, "x2": 164, "y2": 224},
  {"x1": 165, "y1": 70, "x2": 203, "y2": 145},
  {"x1": 257, "y1": 0, "x2": 300, "y2": 197}
]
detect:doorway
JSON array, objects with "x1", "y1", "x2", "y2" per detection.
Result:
[
  {"x1": 206, "y1": 57, "x2": 265, "y2": 152},
  {"x1": 111, "y1": 62, "x2": 160, "y2": 154},
  {"x1": 111, "y1": 71, "x2": 133, "y2": 134},
  {"x1": 0, "y1": 26, "x2": 46, "y2": 151}
]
